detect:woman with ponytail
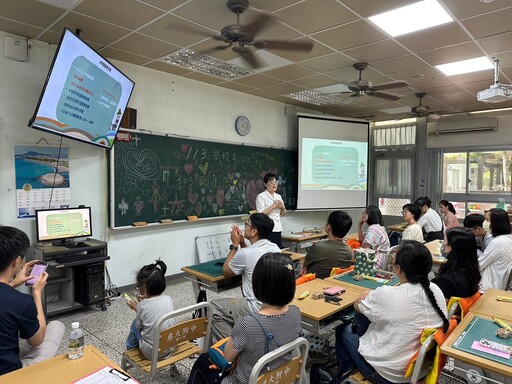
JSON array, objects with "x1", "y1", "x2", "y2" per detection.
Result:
[
  {"x1": 125, "y1": 259, "x2": 175, "y2": 359},
  {"x1": 438, "y1": 200, "x2": 460, "y2": 230},
  {"x1": 335, "y1": 241, "x2": 448, "y2": 384}
]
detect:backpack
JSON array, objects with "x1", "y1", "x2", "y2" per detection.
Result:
[{"x1": 309, "y1": 358, "x2": 339, "y2": 384}]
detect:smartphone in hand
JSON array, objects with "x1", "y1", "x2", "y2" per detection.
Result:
[
  {"x1": 25, "y1": 261, "x2": 48, "y2": 286},
  {"x1": 122, "y1": 293, "x2": 134, "y2": 302}
]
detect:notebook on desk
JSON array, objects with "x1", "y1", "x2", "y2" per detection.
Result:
[{"x1": 73, "y1": 366, "x2": 139, "y2": 383}]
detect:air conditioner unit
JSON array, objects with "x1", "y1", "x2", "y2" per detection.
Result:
[{"x1": 430, "y1": 117, "x2": 497, "y2": 136}]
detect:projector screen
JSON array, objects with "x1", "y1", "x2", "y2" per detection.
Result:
[{"x1": 297, "y1": 114, "x2": 369, "y2": 210}]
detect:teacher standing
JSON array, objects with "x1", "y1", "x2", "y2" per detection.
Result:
[{"x1": 256, "y1": 173, "x2": 287, "y2": 248}]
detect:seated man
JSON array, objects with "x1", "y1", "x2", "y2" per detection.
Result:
[
  {"x1": 303, "y1": 211, "x2": 353, "y2": 278},
  {"x1": 0, "y1": 226, "x2": 65, "y2": 375},
  {"x1": 414, "y1": 196, "x2": 444, "y2": 241},
  {"x1": 210, "y1": 213, "x2": 280, "y2": 342},
  {"x1": 463, "y1": 212, "x2": 493, "y2": 256}
]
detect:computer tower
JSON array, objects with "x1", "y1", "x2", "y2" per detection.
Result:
[{"x1": 74, "y1": 263, "x2": 105, "y2": 305}]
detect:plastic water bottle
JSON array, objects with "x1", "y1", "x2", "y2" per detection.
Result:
[
  {"x1": 68, "y1": 322, "x2": 84, "y2": 359},
  {"x1": 496, "y1": 198, "x2": 506, "y2": 210}
]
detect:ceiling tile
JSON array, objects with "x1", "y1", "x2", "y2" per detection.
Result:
[
  {"x1": 234, "y1": 74, "x2": 282, "y2": 88},
  {"x1": 391, "y1": 66, "x2": 443, "y2": 83},
  {"x1": 274, "y1": 0, "x2": 357, "y2": 35},
  {"x1": 139, "y1": 14, "x2": 214, "y2": 47},
  {"x1": 111, "y1": 33, "x2": 180, "y2": 59},
  {"x1": 301, "y1": 53, "x2": 354, "y2": 73},
  {"x1": 461, "y1": 7, "x2": 512, "y2": 39},
  {"x1": 144, "y1": 61, "x2": 193, "y2": 75},
  {"x1": 396, "y1": 23, "x2": 470, "y2": 53},
  {"x1": 172, "y1": 0, "x2": 241, "y2": 31},
  {"x1": 450, "y1": 70, "x2": 494, "y2": 85},
  {"x1": 410, "y1": 77, "x2": 455, "y2": 91},
  {"x1": 0, "y1": 17, "x2": 44, "y2": 39},
  {"x1": 341, "y1": 0, "x2": 416, "y2": 17},
  {"x1": 50, "y1": 13, "x2": 130, "y2": 46},
  {"x1": 478, "y1": 31, "x2": 512, "y2": 55},
  {"x1": 342, "y1": 39, "x2": 409, "y2": 63},
  {"x1": 251, "y1": 0, "x2": 300, "y2": 13},
  {"x1": 264, "y1": 64, "x2": 317, "y2": 81},
  {"x1": 312, "y1": 20, "x2": 386, "y2": 51},
  {"x1": 100, "y1": 47, "x2": 152, "y2": 66},
  {"x1": 216, "y1": 81, "x2": 254, "y2": 92},
  {"x1": 267, "y1": 37, "x2": 333, "y2": 62},
  {"x1": 139, "y1": 0, "x2": 188, "y2": 12},
  {"x1": 183, "y1": 71, "x2": 223, "y2": 84},
  {"x1": 418, "y1": 41, "x2": 483, "y2": 66},
  {"x1": 74, "y1": 0, "x2": 165, "y2": 30},
  {"x1": 0, "y1": 0, "x2": 64, "y2": 28},
  {"x1": 261, "y1": 82, "x2": 305, "y2": 94},
  {"x1": 442, "y1": 0, "x2": 512, "y2": 20},
  {"x1": 371, "y1": 55, "x2": 426, "y2": 74},
  {"x1": 291, "y1": 75, "x2": 341, "y2": 89}
]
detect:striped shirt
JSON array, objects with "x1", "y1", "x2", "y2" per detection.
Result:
[{"x1": 223, "y1": 305, "x2": 302, "y2": 384}]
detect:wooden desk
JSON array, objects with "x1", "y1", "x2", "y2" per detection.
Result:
[
  {"x1": 1, "y1": 345, "x2": 129, "y2": 384},
  {"x1": 292, "y1": 279, "x2": 362, "y2": 335},
  {"x1": 282, "y1": 231, "x2": 327, "y2": 253},
  {"x1": 181, "y1": 250, "x2": 305, "y2": 294},
  {"x1": 470, "y1": 288, "x2": 512, "y2": 321},
  {"x1": 424, "y1": 240, "x2": 446, "y2": 273},
  {"x1": 441, "y1": 312, "x2": 512, "y2": 377},
  {"x1": 386, "y1": 222, "x2": 407, "y2": 233}
]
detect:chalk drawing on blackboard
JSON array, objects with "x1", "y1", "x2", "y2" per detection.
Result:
[{"x1": 110, "y1": 131, "x2": 298, "y2": 228}]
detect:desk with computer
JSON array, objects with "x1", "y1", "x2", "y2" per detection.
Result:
[{"x1": 27, "y1": 206, "x2": 109, "y2": 317}]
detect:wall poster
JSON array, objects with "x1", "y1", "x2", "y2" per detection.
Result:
[{"x1": 14, "y1": 145, "x2": 71, "y2": 218}]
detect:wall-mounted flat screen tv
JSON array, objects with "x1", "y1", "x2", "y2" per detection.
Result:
[{"x1": 28, "y1": 28, "x2": 135, "y2": 149}]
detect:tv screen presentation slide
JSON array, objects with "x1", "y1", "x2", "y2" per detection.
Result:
[
  {"x1": 37, "y1": 209, "x2": 92, "y2": 241},
  {"x1": 29, "y1": 28, "x2": 134, "y2": 149},
  {"x1": 298, "y1": 115, "x2": 369, "y2": 210}
]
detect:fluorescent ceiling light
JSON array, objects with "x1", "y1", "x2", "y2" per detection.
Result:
[
  {"x1": 469, "y1": 106, "x2": 512, "y2": 114},
  {"x1": 285, "y1": 90, "x2": 342, "y2": 106},
  {"x1": 369, "y1": 0, "x2": 453, "y2": 37},
  {"x1": 374, "y1": 118, "x2": 416, "y2": 126},
  {"x1": 436, "y1": 56, "x2": 494, "y2": 76}
]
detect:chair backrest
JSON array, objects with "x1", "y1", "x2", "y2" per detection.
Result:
[
  {"x1": 149, "y1": 301, "x2": 212, "y2": 375},
  {"x1": 507, "y1": 268, "x2": 512, "y2": 291},
  {"x1": 248, "y1": 337, "x2": 309, "y2": 384},
  {"x1": 409, "y1": 333, "x2": 436, "y2": 384}
]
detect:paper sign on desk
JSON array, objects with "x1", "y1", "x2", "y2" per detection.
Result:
[
  {"x1": 73, "y1": 366, "x2": 139, "y2": 384},
  {"x1": 471, "y1": 341, "x2": 511, "y2": 359}
]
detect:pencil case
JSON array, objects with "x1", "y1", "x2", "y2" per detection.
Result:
[{"x1": 323, "y1": 287, "x2": 345, "y2": 296}]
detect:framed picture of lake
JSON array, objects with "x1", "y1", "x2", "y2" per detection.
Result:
[{"x1": 14, "y1": 145, "x2": 71, "y2": 218}]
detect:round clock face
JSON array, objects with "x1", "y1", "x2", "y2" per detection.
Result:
[{"x1": 235, "y1": 116, "x2": 250, "y2": 136}]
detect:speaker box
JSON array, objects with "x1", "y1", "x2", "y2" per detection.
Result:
[
  {"x1": 74, "y1": 263, "x2": 105, "y2": 305},
  {"x1": 120, "y1": 107, "x2": 137, "y2": 129}
]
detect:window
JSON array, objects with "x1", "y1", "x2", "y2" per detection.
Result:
[
  {"x1": 442, "y1": 149, "x2": 512, "y2": 216},
  {"x1": 372, "y1": 123, "x2": 416, "y2": 216}
]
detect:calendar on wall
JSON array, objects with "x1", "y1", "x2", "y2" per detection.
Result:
[{"x1": 14, "y1": 145, "x2": 71, "y2": 218}]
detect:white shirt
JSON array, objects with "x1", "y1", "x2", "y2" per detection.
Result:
[
  {"x1": 255, "y1": 190, "x2": 284, "y2": 232},
  {"x1": 417, "y1": 208, "x2": 443, "y2": 233},
  {"x1": 401, "y1": 223, "x2": 424, "y2": 243},
  {"x1": 358, "y1": 283, "x2": 446, "y2": 383},
  {"x1": 228, "y1": 239, "x2": 281, "y2": 312},
  {"x1": 479, "y1": 234, "x2": 512, "y2": 291}
]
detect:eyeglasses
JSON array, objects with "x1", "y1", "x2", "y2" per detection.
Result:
[
  {"x1": 244, "y1": 221, "x2": 252, "y2": 228},
  {"x1": 361, "y1": 211, "x2": 367, "y2": 215}
]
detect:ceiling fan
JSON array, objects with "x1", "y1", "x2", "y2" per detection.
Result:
[
  {"x1": 404, "y1": 92, "x2": 461, "y2": 121},
  {"x1": 171, "y1": 0, "x2": 313, "y2": 69},
  {"x1": 340, "y1": 63, "x2": 410, "y2": 101}
]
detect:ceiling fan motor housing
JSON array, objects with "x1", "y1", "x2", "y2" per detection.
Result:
[{"x1": 227, "y1": 0, "x2": 249, "y2": 14}]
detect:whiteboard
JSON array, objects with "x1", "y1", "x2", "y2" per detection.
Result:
[{"x1": 195, "y1": 233, "x2": 232, "y2": 263}]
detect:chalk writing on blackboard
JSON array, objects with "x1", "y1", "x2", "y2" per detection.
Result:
[{"x1": 110, "y1": 132, "x2": 297, "y2": 228}]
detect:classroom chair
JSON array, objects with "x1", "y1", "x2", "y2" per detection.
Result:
[
  {"x1": 121, "y1": 302, "x2": 212, "y2": 379},
  {"x1": 248, "y1": 337, "x2": 309, "y2": 384}
]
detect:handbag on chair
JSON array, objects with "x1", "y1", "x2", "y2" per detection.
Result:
[{"x1": 354, "y1": 248, "x2": 376, "y2": 275}]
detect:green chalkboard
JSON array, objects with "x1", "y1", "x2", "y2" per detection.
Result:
[{"x1": 110, "y1": 132, "x2": 297, "y2": 228}]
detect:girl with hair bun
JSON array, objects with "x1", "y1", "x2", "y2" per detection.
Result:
[
  {"x1": 125, "y1": 259, "x2": 175, "y2": 359},
  {"x1": 335, "y1": 241, "x2": 448, "y2": 384}
]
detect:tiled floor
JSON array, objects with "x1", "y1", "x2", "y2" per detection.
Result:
[{"x1": 53, "y1": 277, "x2": 245, "y2": 384}]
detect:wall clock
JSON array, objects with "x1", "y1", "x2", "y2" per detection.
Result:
[{"x1": 235, "y1": 116, "x2": 250, "y2": 136}]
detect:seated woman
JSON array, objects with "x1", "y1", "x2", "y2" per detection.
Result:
[
  {"x1": 335, "y1": 241, "x2": 449, "y2": 384},
  {"x1": 432, "y1": 227, "x2": 481, "y2": 299},
  {"x1": 438, "y1": 200, "x2": 461, "y2": 230},
  {"x1": 401, "y1": 204, "x2": 423, "y2": 243},
  {"x1": 479, "y1": 208, "x2": 512, "y2": 291},
  {"x1": 358, "y1": 205, "x2": 390, "y2": 270},
  {"x1": 188, "y1": 252, "x2": 303, "y2": 384}
]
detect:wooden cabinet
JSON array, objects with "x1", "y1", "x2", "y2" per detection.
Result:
[{"x1": 27, "y1": 239, "x2": 109, "y2": 317}]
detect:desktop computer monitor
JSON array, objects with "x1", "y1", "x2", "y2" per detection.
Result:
[{"x1": 35, "y1": 207, "x2": 92, "y2": 245}]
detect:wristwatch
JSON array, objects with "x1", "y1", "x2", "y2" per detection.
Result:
[{"x1": 229, "y1": 244, "x2": 239, "y2": 251}]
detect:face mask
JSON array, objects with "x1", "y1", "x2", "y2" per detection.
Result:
[{"x1": 482, "y1": 220, "x2": 490, "y2": 231}]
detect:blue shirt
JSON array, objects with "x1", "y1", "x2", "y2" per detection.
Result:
[{"x1": 0, "y1": 283, "x2": 39, "y2": 375}]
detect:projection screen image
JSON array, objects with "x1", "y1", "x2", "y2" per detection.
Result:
[{"x1": 298, "y1": 115, "x2": 369, "y2": 210}]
